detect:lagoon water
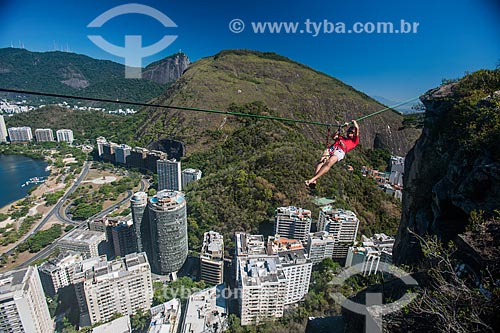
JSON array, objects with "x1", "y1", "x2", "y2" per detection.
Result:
[{"x1": 0, "y1": 154, "x2": 49, "y2": 208}]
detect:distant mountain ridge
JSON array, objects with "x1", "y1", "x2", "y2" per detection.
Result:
[{"x1": 0, "y1": 48, "x2": 189, "y2": 102}]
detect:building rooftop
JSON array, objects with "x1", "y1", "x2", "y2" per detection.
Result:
[
  {"x1": 240, "y1": 257, "x2": 286, "y2": 287},
  {"x1": 201, "y1": 231, "x2": 224, "y2": 260},
  {"x1": 38, "y1": 250, "x2": 82, "y2": 274},
  {"x1": 276, "y1": 206, "x2": 312, "y2": 220},
  {"x1": 235, "y1": 233, "x2": 267, "y2": 257},
  {"x1": 130, "y1": 191, "x2": 148, "y2": 206},
  {"x1": 60, "y1": 229, "x2": 105, "y2": 245},
  {"x1": 0, "y1": 267, "x2": 31, "y2": 297},
  {"x1": 92, "y1": 315, "x2": 131, "y2": 333},
  {"x1": 82, "y1": 253, "x2": 149, "y2": 282},
  {"x1": 309, "y1": 231, "x2": 334, "y2": 240},
  {"x1": 149, "y1": 190, "x2": 185, "y2": 211},
  {"x1": 149, "y1": 299, "x2": 181, "y2": 333},
  {"x1": 182, "y1": 285, "x2": 227, "y2": 333},
  {"x1": 268, "y1": 235, "x2": 304, "y2": 253}
]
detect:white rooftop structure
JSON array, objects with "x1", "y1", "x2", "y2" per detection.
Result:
[{"x1": 181, "y1": 285, "x2": 227, "y2": 333}]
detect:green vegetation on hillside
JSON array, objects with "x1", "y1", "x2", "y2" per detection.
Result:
[{"x1": 447, "y1": 69, "x2": 500, "y2": 159}]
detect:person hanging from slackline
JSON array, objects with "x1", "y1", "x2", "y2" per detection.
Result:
[{"x1": 305, "y1": 120, "x2": 360, "y2": 189}]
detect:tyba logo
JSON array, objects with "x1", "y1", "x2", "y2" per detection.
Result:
[{"x1": 87, "y1": 4, "x2": 177, "y2": 78}]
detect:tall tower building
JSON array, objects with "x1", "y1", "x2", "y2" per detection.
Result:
[
  {"x1": 56, "y1": 129, "x2": 74, "y2": 144},
  {"x1": 0, "y1": 266, "x2": 53, "y2": 333},
  {"x1": 0, "y1": 115, "x2": 7, "y2": 142},
  {"x1": 317, "y1": 207, "x2": 359, "y2": 263},
  {"x1": 148, "y1": 190, "x2": 188, "y2": 275},
  {"x1": 181, "y1": 168, "x2": 202, "y2": 189},
  {"x1": 274, "y1": 206, "x2": 312, "y2": 242},
  {"x1": 200, "y1": 231, "x2": 224, "y2": 285},
  {"x1": 157, "y1": 159, "x2": 182, "y2": 191},
  {"x1": 130, "y1": 191, "x2": 149, "y2": 255},
  {"x1": 34, "y1": 128, "x2": 54, "y2": 142}
]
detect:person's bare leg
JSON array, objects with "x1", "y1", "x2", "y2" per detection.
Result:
[
  {"x1": 315, "y1": 150, "x2": 330, "y2": 175},
  {"x1": 307, "y1": 155, "x2": 338, "y2": 184}
]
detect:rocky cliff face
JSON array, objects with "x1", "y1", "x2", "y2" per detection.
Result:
[
  {"x1": 142, "y1": 53, "x2": 190, "y2": 84},
  {"x1": 394, "y1": 71, "x2": 500, "y2": 265}
]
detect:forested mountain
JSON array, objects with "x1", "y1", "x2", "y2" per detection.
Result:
[{"x1": 0, "y1": 48, "x2": 189, "y2": 102}]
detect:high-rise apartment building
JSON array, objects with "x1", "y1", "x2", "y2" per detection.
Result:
[
  {"x1": 307, "y1": 231, "x2": 335, "y2": 264},
  {"x1": 7, "y1": 126, "x2": 32, "y2": 142},
  {"x1": 0, "y1": 266, "x2": 53, "y2": 333},
  {"x1": 317, "y1": 207, "x2": 359, "y2": 263},
  {"x1": 157, "y1": 159, "x2": 182, "y2": 191},
  {"x1": 114, "y1": 144, "x2": 132, "y2": 164},
  {"x1": 148, "y1": 190, "x2": 188, "y2": 275},
  {"x1": 0, "y1": 115, "x2": 7, "y2": 142},
  {"x1": 73, "y1": 253, "x2": 153, "y2": 325},
  {"x1": 34, "y1": 128, "x2": 54, "y2": 142},
  {"x1": 268, "y1": 235, "x2": 312, "y2": 305},
  {"x1": 38, "y1": 250, "x2": 83, "y2": 296},
  {"x1": 200, "y1": 231, "x2": 224, "y2": 285},
  {"x1": 181, "y1": 168, "x2": 202, "y2": 189},
  {"x1": 238, "y1": 257, "x2": 287, "y2": 326},
  {"x1": 56, "y1": 129, "x2": 74, "y2": 144},
  {"x1": 111, "y1": 217, "x2": 138, "y2": 258},
  {"x1": 274, "y1": 206, "x2": 312, "y2": 242}
]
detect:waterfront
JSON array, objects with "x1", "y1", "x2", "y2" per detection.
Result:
[{"x1": 0, "y1": 154, "x2": 49, "y2": 208}]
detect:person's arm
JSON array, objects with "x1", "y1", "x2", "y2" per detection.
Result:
[{"x1": 352, "y1": 120, "x2": 359, "y2": 136}]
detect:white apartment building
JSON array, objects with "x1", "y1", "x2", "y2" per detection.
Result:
[
  {"x1": 274, "y1": 206, "x2": 312, "y2": 242},
  {"x1": 238, "y1": 257, "x2": 287, "y2": 326},
  {"x1": 157, "y1": 158, "x2": 182, "y2": 191},
  {"x1": 200, "y1": 231, "x2": 224, "y2": 285},
  {"x1": 58, "y1": 229, "x2": 106, "y2": 259},
  {"x1": 345, "y1": 233, "x2": 395, "y2": 275},
  {"x1": 389, "y1": 155, "x2": 405, "y2": 187},
  {"x1": 268, "y1": 235, "x2": 312, "y2": 304},
  {"x1": 307, "y1": 231, "x2": 335, "y2": 264},
  {"x1": 0, "y1": 266, "x2": 53, "y2": 333},
  {"x1": 56, "y1": 129, "x2": 74, "y2": 144},
  {"x1": 34, "y1": 128, "x2": 54, "y2": 142},
  {"x1": 317, "y1": 207, "x2": 359, "y2": 262},
  {"x1": 7, "y1": 126, "x2": 32, "y2": 142},
  {"x1": 234, "y1": 233, "x2": 269, "y2": 282},
  {"x1": 181, "y1": 285, "x2": 227, "y2": 333},
  {"x1": 181, "y1": 168, "x2": 202, "y2": 188},
  {"x1": 96, "y1": 137, "x2": 107, "y2": 157},
  {"x1": 0, "y1": 115, "x2": 8, "y2": 142},
  {"x1": 75, "y1": 252, "x2": 153, "y2": 325},
  {"x1": 38, "y1": 250, "x2": 83, "y2": 296}
]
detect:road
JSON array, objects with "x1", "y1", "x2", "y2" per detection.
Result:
[
  {"x1": 4, "y1": 161, "x2": 91, "y2": 256},
  {"x1": 13, "y1": 176, "x2": 148, "y2": 268}
]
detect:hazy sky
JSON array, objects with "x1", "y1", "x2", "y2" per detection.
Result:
[{"x1": 0, "y1": 0, "x2": 499, "y2": 101}]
